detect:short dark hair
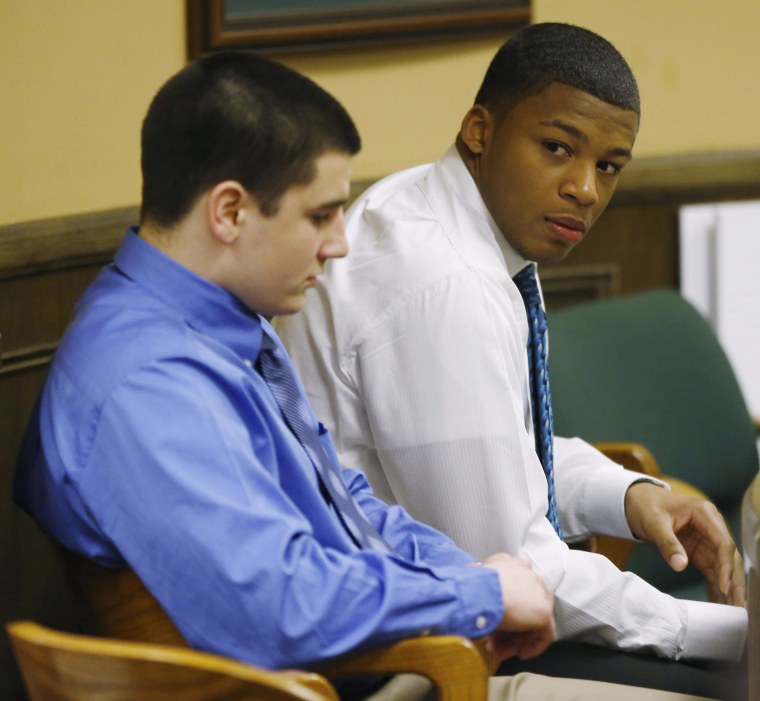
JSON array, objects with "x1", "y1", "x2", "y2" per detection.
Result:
[
  {"x1": 474, "y1": 22, "x2": 640, "y2": 119},
  {"x1": 140, "y1": 51, "x2": 361, "y2": 227}
]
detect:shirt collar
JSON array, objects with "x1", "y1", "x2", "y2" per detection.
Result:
[
  {"x1": 438, "y1": 145, "x2": 532, "y2": 279},
  {"x1": 114, "y1": 226, "x2": 264, "y2": 359}
]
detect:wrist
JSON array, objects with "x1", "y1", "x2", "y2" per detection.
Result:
[{"x1": 624, "y1": 480, "x2": 665, "y2": 539}]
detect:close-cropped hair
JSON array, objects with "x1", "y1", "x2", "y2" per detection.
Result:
[
  {"x1": 140, "y1": 51, "x2": 361, "y2": 228},
  {"x1": 474, "y1": 22, "x2": 640, "y2": 119}
]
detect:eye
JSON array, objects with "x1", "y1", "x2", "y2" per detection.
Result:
[
  {"x1": 310, "y1": 210, "x2": 335, "y2": 227},
  {"x1": 597, "y1": 161, "x2": 623, "y2": 176},
  {"x1": 543, "y1": 141, "x2": 570, "y2": 157}
]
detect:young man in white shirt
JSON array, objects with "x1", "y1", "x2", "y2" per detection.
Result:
[{"x1": 278, "y1": 22, "x2": 747, "y2": 700}]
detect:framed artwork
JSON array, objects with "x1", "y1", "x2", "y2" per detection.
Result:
[{"x1": 187, "y1": 0, "x2": 531, "y2": 56}]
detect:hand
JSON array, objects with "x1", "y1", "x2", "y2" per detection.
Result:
[
  {"x1": 624, "y1": 481, "x2": 745, "y2": 606},
  {"x1": 482, "y1": 553, "x2": 556, "y2": 660}
]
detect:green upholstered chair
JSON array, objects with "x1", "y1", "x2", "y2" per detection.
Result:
[{"x1": 548, "y1": 289, "x2": 760, "y2": 600}]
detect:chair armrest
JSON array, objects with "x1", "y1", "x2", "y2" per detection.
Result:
[
  {"x1": 320, "y1": 635, "x2": 489, "y2": 701},
  {"x1": 595, "y1": 441, "x2": 709, "y2": 498},
  {"x1": 594, "y1": 441, "x2": 662, "y2": 478}
]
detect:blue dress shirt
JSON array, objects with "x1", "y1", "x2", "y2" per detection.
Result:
[{"x1": 14, "y1": 228, "x2": 502, "y2": 670}]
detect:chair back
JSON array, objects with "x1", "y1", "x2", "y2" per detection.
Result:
[
  {"x1": 7, "y1": 620, "x2": 339, "y2": 701},
  {"x1": 56, "y1": 545, "x2": 185, "y2": 646},
  {"x1": 549, "y1": 289, "x2": 759, "y2": 593},
  {"x1": 742, "y1": 477, "x2": 760, "y2": 700}
]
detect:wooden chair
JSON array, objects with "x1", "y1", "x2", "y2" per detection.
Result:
[
  {"x1": 742, "y1": 474, "x2": 760, "y2": 701},
  {"x1": 7, "y1": 619, "x2": 339, "y2": 701},
  {"x1": 55, "y1": 547, "x2": 492, "y2": 701}
]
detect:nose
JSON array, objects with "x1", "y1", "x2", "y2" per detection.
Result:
[
  {"x1": 320, "y1": 209, "x2": 349, "y2": 260},
  {"x1": 560, "y1": 161, "x2": 598, "y2": 207}
]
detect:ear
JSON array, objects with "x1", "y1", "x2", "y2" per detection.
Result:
[
  {"x1": 207, "y1": 180, "x2": 249, "y2": 245},
  {"x1": 459, "y1": 105, "x2": 494, "y2": 155}
]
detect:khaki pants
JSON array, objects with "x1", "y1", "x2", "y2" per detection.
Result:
[{"x1": 366, "y1": 673, "x2": 716, "y2": 701}]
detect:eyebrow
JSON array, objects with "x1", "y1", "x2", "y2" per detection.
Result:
[
  {"x1": 311, "y1": 197, "x2": 349, "y2": 212},
  {"x1": 540, "y1": 119, "x2": 633, "y2": 159}
]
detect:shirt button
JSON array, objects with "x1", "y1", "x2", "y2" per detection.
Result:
[
  {"x1": 244, "y1": 359, "x2": 253, "y2": 368},
  {"x1": 475, "y1": 615, "x2": 487, "y2": 630}
]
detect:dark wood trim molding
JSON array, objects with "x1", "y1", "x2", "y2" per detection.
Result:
[
  {"x1": 541, "y1": 263, "x2": 620, "y2": 310},
  {"x1": 0, "y1": 342, "x2": 58, "y2": 377},
  {"x1": 610, "y1": 150, "x2": 760, "y2": 206},
  {"x1": 0, "y1": 206, "x2": 138, "y2": 281}
]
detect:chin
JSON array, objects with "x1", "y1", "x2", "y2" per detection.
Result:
[
  {"x1": 531, "y1": 241, "x2": 577, "y2": 265},
  {"x1": 275, "y1": 297, "x2": 306, "y2": 318}
]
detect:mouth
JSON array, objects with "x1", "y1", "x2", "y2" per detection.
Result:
[{"x1": 545, "y1": 215, "x2": 587, "y2": 245}]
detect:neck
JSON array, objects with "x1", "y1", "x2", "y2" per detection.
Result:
[
  {"x1": 139, "y1": 214, "x2": 224, "y2": 286},
  {"x1": 455, "y1": 135, "x2": 478, "y2": 183}
]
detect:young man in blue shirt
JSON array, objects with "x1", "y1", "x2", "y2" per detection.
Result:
[{"x1": 15, "y1": 50, "x2": 714, "y2": 701}]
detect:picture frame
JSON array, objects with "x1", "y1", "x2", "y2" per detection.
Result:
[{"x1": 187, "y1": 0, "x2": 531, "y2": 56}]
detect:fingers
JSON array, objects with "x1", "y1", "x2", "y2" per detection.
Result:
[
  {"x1": 678, "y1": 508, "x2": 741, "y2": 603},
  {"x1": 645, "y1": 509, "x2": 690, "y2": 572},
  {"x1": 625, "y1": 483, "x2": 689, "y2": 569},
  {"x1": 515, "y1": 628, "x2": 555, "y2": 659},
  {"x1": 727, "y1": 550, "x2": 746, "y2": 607},
  {"x1": 482, "y1": 552, "x2": 556, "y2": 639},
  {"x1": 485, "y1": 630, "x2": 520, "y2": 661},
  {"x1": 626, "y1": 484, "x2": 742, "y2": 596},
  {"x1": 486, "y1": 627, "x2": 555, "y2": 661}
]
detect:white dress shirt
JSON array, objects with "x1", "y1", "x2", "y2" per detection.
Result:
[{"x1": 277, "y1": 146, "x2": 747, "y2": 661}]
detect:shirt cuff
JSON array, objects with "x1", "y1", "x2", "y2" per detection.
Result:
[
  {"x1": 441, "y1": 564, "x2": 503, "y2": 638},
  {"x1": 583, "y1": 464, "x2": 667, "y2": 540},
  {"x1": 678, "y1": 599, "x2": 748, "y2": 661}
]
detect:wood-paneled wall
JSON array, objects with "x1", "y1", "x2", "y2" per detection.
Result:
[
  {"x1": 3, "y1": 151, "x2": 760, "y2": 699},
  {"x1": 1, "y1": 207, "x2": 137, "y2": 700}
]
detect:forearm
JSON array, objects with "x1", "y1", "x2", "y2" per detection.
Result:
[
  {"x1": 553, "y1": 548, "x2": 747, "y2": 661},
  {"x1": 344, "y1": 466, "x2": 480, "y2": 567},
  {"x1": 136, "y1": 529, "x2": 504, "y2": 669}
]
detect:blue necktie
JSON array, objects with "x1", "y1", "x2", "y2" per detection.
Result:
[
  {"x1": 257, "y1": 329, "x2": 392, "y2": 553},
  {"x1": 513, "y1": 265, "x2": 564, "y2": 539}
]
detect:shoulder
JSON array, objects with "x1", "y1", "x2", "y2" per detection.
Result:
[
  {"x1": 53, "y1": 272, "x2": 220, "y2": 409},
  {"x1": 323, "y1": 162, "x2": 470, "y2": 319}
]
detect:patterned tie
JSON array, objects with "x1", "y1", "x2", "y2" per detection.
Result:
[
  {"x1": 513, "y1": 265, "x2": 564, "y2": 539},
  {"x1": 257, "y1": 329, "x2": 392, "y2": 553}
]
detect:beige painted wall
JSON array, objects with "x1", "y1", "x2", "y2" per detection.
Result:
[
  {"x1": 2, "y1": 1, "x2": 759, "y2": 226},
  {"x1": 1, "y1": 1, "x2": 185, "y2": 225}
]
